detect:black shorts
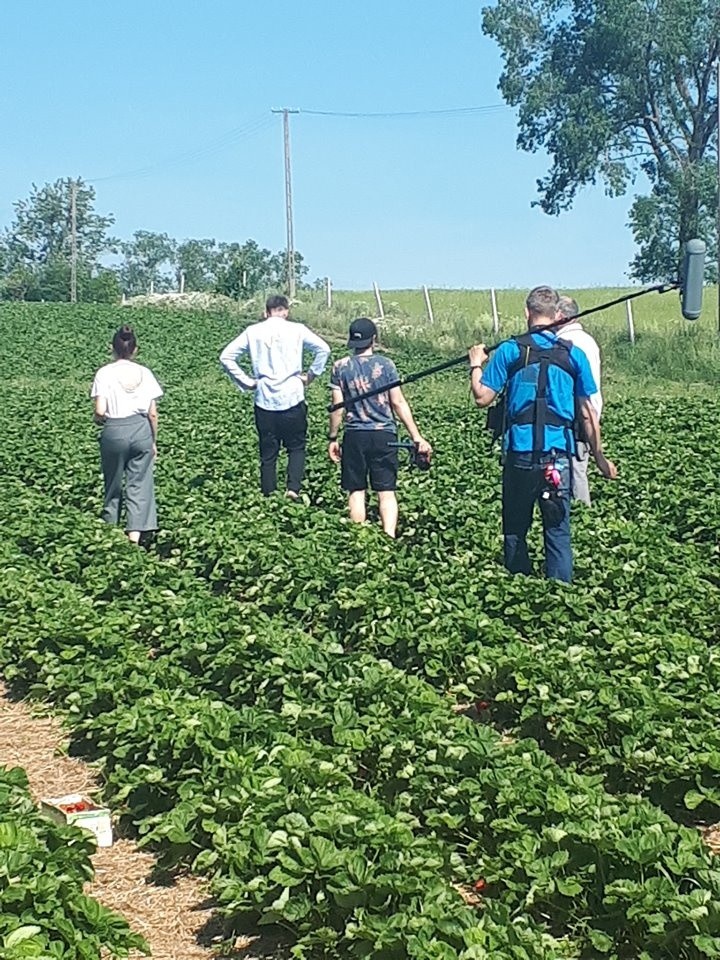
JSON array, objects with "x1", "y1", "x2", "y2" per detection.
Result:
[{"x1": 341, "y1": 431, "x2": 398, "y2": 492}]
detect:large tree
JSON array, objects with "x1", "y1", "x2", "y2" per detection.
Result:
[
  {"x1": 214, "y1": 239, "x2": 308, "y2": 298},
  {"x1": 0, "y1": 178, "x2": 117, "y2": 300},
  {"x1": 176, "y1": 238, "x2": 220, "y2": 291},
  {"x1": 482, "y1": 0, "x2": 719, "y2": 280},
  {"x1": 120, "y1": 230, "x2": 177, "y2": 295}
]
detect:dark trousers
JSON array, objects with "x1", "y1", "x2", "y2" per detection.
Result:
[
  {"x1": 502, "y1": 455, "x2": 572, "y2": 583},
  {"x1": 254, "y1": 402, "x2": 307, "y2": 496}
]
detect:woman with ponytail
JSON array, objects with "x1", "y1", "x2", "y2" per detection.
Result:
[{"x1": 90, "y1": 325, "x2": 163, "y2": 543}]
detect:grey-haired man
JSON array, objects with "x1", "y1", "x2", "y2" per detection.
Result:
[{"x1": 557, "y1": 296, "x2": 602, "y2": 505}]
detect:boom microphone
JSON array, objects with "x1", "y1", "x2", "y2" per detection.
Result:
[
  {"x1": 328, "y1": 246, "x2": 709, "y2": 412},
  {"x1": 680, "y1": 238, "x2": 705, "y2": 321}
]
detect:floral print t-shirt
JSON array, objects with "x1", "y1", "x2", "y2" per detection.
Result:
[{"x1": 331, "y1": 353, "x2": 399, "y2": 431}]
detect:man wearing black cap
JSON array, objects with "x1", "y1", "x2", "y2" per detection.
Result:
[{"x1": 328, "y1": 317, "x2": 431, "y2": 537}]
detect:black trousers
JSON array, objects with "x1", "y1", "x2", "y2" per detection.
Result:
[{"x1": 253, "y1": 402, "x2": 307, "y2": 496}]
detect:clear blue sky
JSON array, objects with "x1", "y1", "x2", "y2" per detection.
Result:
[{"x1": 1, "y1": 0, "x2": 640, "y2": 289}]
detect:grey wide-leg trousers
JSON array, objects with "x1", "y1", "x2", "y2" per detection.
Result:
[
  {"x1": 571, "y1": 441, "x2": 592, "y2": 506},
  {"x1": 99, "y1": 414, "x2": 157, "y2": 532}
]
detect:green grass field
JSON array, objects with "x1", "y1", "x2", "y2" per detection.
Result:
[
  {"x1": 247, "y1": 284, "x2": 720, "y2": 400},
  {"x1": 299, "y1": 284, "x2": 720, "y2": 336},
  {"x1": 124, "y1": 282, "x2": 720, "y2": 400}
]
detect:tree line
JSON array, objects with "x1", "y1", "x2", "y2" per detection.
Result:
[{"x1": 0, "y1": 178, "x2": 309, "y2": 303}]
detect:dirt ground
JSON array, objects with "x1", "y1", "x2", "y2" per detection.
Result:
[{"x1": 0, "y1": 682, "x2": 286, "y2": 960}]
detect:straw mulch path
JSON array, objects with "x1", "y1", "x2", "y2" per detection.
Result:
[
  {"x1": 0, "y1": 682, "x2": 284, "y2": 959},
  {"x1": 701, "y1": 824, "x2": 720, "y2": 855},
  {"x1": 4, "y1": 682, "x2": 719, "y2": 956}
]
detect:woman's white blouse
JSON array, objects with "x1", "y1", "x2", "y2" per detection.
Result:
[{"x1": 90, "y1": 360, "x2": 163, "y2": 418}]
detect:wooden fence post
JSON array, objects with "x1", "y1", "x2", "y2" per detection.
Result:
[
  {"x1": 626, "y1": 301, "x2": 635, "y2": 344},
  {"x1": 373, "y1": 281, "x2": 385, "y2": 319},
  {"x1": 422, "y1": 285, "x2": 435, "y2": 324},
  {"x1": 490, "y1": 288, "x2": 500, "y2": 334}
]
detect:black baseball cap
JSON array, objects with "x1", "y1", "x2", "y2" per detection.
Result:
[{"x1": 348, "y1": 317, "x2": 377, "y2": 349}]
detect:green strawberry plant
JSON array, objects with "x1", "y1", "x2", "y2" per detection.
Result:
[
  {"x1": 3, "y1": 304, "x2": 720, "y2": 957},
  {"x1": 0, "y1": 766, "x2": 147, "y2": 959}
]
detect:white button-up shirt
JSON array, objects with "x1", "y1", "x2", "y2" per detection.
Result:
[{"x1": 220, "y1": 316, "x2": 330, "y2": 411}]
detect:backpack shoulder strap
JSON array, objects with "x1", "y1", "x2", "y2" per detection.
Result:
[
  {"x1": 505, "y1": 331, "x2": 578, "y2": 458},
  {"x1": 548, "y1": 335, "x2": 576, "y2": 378},
  {"x1": 506, "y1": 333, "x2": 533, "y2": 382}
]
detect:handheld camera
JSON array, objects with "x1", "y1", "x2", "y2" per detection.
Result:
[{"x1": 388, "y1": 440, "x2": 432, "y2": 471}]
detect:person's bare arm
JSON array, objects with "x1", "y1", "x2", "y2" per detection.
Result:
[
  {"x1": 468, "y1": 344, "x2": 498, "y2": 408},
  {"x1": 93, "y1": 396, "x2": 107, "y2": 425},
  {"x1": 147, "y1": 399, "x2": 159, "y2": 457},
  {"x1": 389, "y1": 386, "x2": 431, "y2": 453},
  {"x1": 578, "y1": 397, "x2": 617, "y2": 478},
  {"x1": 327, "y1": 387, "x2": 344, "y2": 463}
]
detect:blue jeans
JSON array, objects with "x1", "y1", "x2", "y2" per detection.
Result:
[{"x1": 502, "y1": 454, "x2": 572, "y2": 583}]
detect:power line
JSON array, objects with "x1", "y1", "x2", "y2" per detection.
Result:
[
  {"x1": 298, "y1": 104, "x2": 508, "y2": 119},
  {"x1": 262, "y1": 102, "x2": 509, "y2": 297},
  {"x1": 87, "y1": 114, "x2": 274, "y2": 184},
  {"x1": 73, "y1": 104, "x2": 507, "y2": 186}
]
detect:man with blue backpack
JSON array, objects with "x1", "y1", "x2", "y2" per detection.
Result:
[{"x1": 468, "y1": 285, "x2": 617, "y2": 583}]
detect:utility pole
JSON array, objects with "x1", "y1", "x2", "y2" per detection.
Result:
[
  {"x1": 272, "y1": 108, "x2": 299, "y2": 299},
  {"x1": 70, "y1": 178, "x2": 78, "y2": 304}
]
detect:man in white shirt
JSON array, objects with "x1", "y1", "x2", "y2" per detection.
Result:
[
  {"x1": 557, "y1": 296, "x2": 603, "y2": 505},
  {"x1": 220, "y1": 295, "x2": 330, "y2": 498}
]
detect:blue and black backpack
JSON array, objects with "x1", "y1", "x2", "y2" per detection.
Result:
[{"x1": 485, "y1": 330, "x2": 584, "y2": 458}]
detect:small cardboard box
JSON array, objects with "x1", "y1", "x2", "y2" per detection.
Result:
[{"x1": 40, "y1": 794, "x2": 113, "y2": 848}]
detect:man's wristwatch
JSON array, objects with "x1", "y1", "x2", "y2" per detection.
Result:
[{"x1": 328, "y1": 435, "x2": 338, "y2": 442}]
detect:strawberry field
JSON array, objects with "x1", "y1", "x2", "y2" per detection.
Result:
[
  {"x1": 0, "y1": 766, "x2": 146, "y2": 959},
  {"x1": 2, "y1": 303, "x2": 720, "y2": 959}
]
